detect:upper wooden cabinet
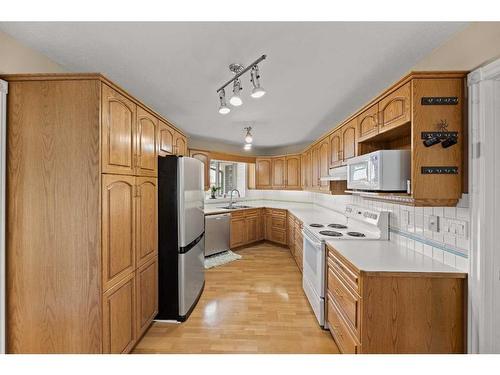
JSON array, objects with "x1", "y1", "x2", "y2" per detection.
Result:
[
  {"x1": 311, "y1": 145, "x2": 320, "y2": 189},
  {"x1": 319, "y1": 138, "x2": 330, "y2": 191},
  {"x1": 102, "y1": 84, "x2": 137, "y2": 175},
  {"x1": 189, "y1": 149, "x2": 210, "y2": 191},
  {"x1": 174, "y1": 131, "x2": 187, "y2": 156},
  {"x1": 301, "y1": 151, "x2": 311, "y2": 189},
  {"x1": 329, "y1": 131, "x2": 342, "y2": 168},
  {"x1": 357, "y1": 103, "x2": 379, "y2": 142},
  {"x1": 136, "y1": 107, "x2": 158, "y2": 176},
  {"x1": 272, "y1": 157, "x2": 286, "y2": 189},
  {"x1": 341, "y1": 119, "x2": 357, "y2": 162},
  {"x1": 158, "y1": 120, "x2": 175, "y2": 156},
  {"x1": 285, "y1": 155, "x2": 301, "y2": 190},
  {"x1": 256, "y1": 158, "x2": 272, "y2": 189},
  {"x1": 378, "y1": 82, "x2": 411, "y2": 134}
]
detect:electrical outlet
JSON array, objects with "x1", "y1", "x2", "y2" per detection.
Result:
[{"x1": 428, "y1": 215, "x2": 440, "y2": 232}]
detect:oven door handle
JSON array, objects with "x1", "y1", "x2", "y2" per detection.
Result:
[{"x1": 302, "y1": 229, "x2": 322, "y2": 249}]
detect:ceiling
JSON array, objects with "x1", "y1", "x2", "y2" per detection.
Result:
[{"x1": 0, "y1": 22, "x2": 468, "y2": 151}]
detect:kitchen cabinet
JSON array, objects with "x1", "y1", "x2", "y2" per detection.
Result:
[
  {"x1": 311, "y1": 145, "x2": 320, "y2": 189},
  {"x1": 229, "y1": 209, "x2": 263, "y2": 248},
  {"x1": 189, "y1": 149, "x2": 211, "y2": 191},
  {"x1": 301, "y1": 150, "x2": 311, "y2": 189},
  {"x1": 357, "y1": 103, "x2": 379, "y2": 142},
  {"x1": 341, "y1": 119, "x2": 357, "y2": 162},
  {"x1": 174, "y1": 131, "x2": 187, "y2": 156},
  {"x1": 4, "y1": 74, "x2": 177, "y2": 353},
  {"x1": 293, "y1": 219, "x2": 303, "y2": 272},
  {"x1": 102, "y1": 273, "x2": 136, "y2": 354},
  {"x1": 319, "y1": 138, "x2": 330, "y2": 191},
  {"x1": 158, "y1": 120, "x2": 175, "y2": 156},
  {"x1": 136, "y1": 257, "x2": 158, "y2": 338},
  {"x1": 378, "y1": 81, "x2": 411, "y2": 134},
  {"x1": 326, "y1": 244, "x2": 466, "y2": 354},
  {"x1": 246, "y1": 212, "x2": 259, "y2": 244},
  {"x1": 102, "y1": 174, "x2": 136, "y2": 291},
  {"x1": 287, "y1": 213, "x2": 295, "y2": 252},
  {"x1": 256, "y1": 158, "x2": 272, "y2": 189},
  {"x1": 285, "y1": 154, "x2": 301, "y2": 190},
  {"x1": 272, "y1": 157, "x2": 286, "y2": 189},
  {"x1": 136, "y1": 107, "x2": 158, "y2": 177},
  {"x1": 101, "y1": 84, "x2": 137, "y2": 175},
  {"x1": 230, "y1": 213, "x2": 247, "y2": 248},
  {"x1": 329, "y1": 130, "x2": 342, "y2": 168},
  {"x1": 136, "y1": 177, "x2": 158, "y2": 267}
]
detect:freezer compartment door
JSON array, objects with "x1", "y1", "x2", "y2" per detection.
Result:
[
  {"x1": 178, "y1": 234, "x2": 205, "y2": 317},
  {"x1": 178, "y1": 157, "x2": 205, "y2": 247}
]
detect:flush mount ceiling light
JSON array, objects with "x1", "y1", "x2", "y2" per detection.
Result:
[
  {"x1": 218, "y1": 89, "x2": 230, "y2": 115},
  {"x1": 216, "y1": 54, "x2": 267, "y2": 114}
]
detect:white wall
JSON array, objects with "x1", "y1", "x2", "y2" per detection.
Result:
[{"x1": 0, "y1": 30, "x2": 66, "y2": 74}]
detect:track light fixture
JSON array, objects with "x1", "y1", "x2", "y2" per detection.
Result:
[
  {"x1": 244, "y1": 127, "x2": 253, "y2": 144},
  {"x1": 218, "y1": 89, "x2": 230, "y2": 115},
  {"x1": 216, "y1": 54, "x2": 267, "y2": 114},
  {"x1": 250, "y1": 65, "x2": 266, "y2": 98}
]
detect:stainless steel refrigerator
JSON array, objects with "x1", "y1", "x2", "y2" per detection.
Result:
[{"x1": 157, "y1": 155, "x2": 205, "y2": 321}]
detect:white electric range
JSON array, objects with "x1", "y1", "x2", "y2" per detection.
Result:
[{"x1": 302, "y1": 205, "x2": 389, "y2": 328}]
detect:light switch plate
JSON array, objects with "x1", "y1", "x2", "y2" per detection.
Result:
[{"x1": 428, "y1": 215, "x2": 440, "y2": 232}]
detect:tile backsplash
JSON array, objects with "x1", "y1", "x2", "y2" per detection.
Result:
[{"x1": 242, "y1": 189, "x2": 470, "y2": 272}]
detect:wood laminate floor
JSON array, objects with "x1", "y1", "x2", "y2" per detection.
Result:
[{"x1": 133, "y1": 242, "x2": 339, "y2": 354}]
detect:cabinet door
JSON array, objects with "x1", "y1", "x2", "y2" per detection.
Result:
[
  {"x1": 136, "y1": 177, "x2": 158, "y2": 267},
  {"x1": 102, "y1": 274, "x2": 136, "y2": 354},
  {"x1": 319, "y1": 139, "x2": 330, "y2": 190},
  {"x1": 311, "y1": 146, "x2": 320, "y2": 189},
  {"x1": 329, "y1": 131, "x2": 342, "y2": 168},
  {"x1": 379, "y1": 82, "x2": 411, "y2": 134},
  {"x1": 246, "y1": 215, "x2": 259, "y2": 244},
  {"x1": 136, "y1": 107, "x2": 158, "y2": 176},
  {"x1": 189, "y1": 150, "x2": 210, "y2": 191},
  {"x1": 285, "y1": 155, "x2": 301, "y2": 190},
  {"x1": 257, "y1": 210, "x2": 264, "y2": 240},
  {"x1": 287, "y1": 216, "x2": 295, "y2": 251},
  {"x1": 102, "y1": 174, "x2": 136, "y2": 291},
  {"x1": 174, "y1": 132, "x2": 187, "y2": 156},
  {"x1": 301, "y1": 150, "x2": 311, "y2": 189},
  {"x1": 136, "y1": 257, "x2": 158, "y2": 337},
  {"x1": 230, "y1": 217, "x2": 246, "y2": 248},
  {"x1": 357, "y1": 103, "x2": 379, "y2": 142},
  {"x1": 272, "y1": 157, "x2": 286, "y2": 189},
  {"x1": 101, "y1": 84, "x2": 137, "y2": 175},
  {"x1": 342, "y1": 119, "x2": 357, "y2": 163},
  {"x1": 256, "y1": 158, "x2": 272, "y2": 189},
  {"x1": 158, "y1": 120, "x2": 174, "y2": 156},
  {"x1": 264, "y1": 212, "x2": 273, "y2": 240}
]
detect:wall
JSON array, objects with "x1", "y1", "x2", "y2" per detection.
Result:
[
  {"x1": 0, "y1": 30, "x2": 66, "y2": 74},
  {"x1": 413, "y1": 22, "x2": 500, "y2": 71}
]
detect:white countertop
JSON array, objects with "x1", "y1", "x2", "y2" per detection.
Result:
[
  {"x1": 326, "y1": 239, "x2": 465, "y2": 275},
  {"x1": 204, "y1": 200, "x2": 466, "y2": 275}
]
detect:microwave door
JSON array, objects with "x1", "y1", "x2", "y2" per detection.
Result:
[{"x1": 350, "y1": 162, "x2": 370, "y2": 189}]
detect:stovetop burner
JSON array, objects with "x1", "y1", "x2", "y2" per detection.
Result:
[
  {"x1": 319, "y1": 230, "x2": 343, "y2": 237},
  {"x1": 347, "y1": 231, "x2": 366, "y2": 237},
  {"x1": 309, "y1": 224, "x2": 324, "y2": 228},
  {"x1": 328, "y1": 223, "x2": 348, "y2": 229}
]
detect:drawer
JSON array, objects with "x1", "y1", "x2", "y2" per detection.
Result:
[
  {"x1": 272, "y1": 209, "x2": 287, "y2": 217},
  {"x1": 327, "y1": 298, "x2": 359, "y2": 354},
  {"x1": 328, "y1": 267, "x2": 360, "y2": 332},
  {"x1": 272, "y1": 216, "x2": 286, "y2": 229},
  {"x1": 271, "y1": 229, "x2": 287, "y2": 244},
  {"x1": 327, "y1": 248, "x2": 360, "y2": 293},
  {"x1": 244, "y1": 209, "x2": 260, "y2": 217}
]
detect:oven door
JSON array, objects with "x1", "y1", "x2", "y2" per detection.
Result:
[{"x1": 302, "y1": 228, "x2": 326, "y2": 327}]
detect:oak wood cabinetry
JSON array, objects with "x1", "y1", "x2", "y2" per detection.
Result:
[
  {"x1": 293, "y1": 219, "x2": 303, "y2": 272},
  {"x1": 357, "y1": 103, "x2": 379, "y2": 142},
  {"x1": 189, "y1": 149, "x2": 211, "y2": 191},
  {"x1": 272, "y1": 157, "x2": 286, "y2": 189},
  {"x1": 326, "y1": 244, "x2": 466, "y2": 354},
  {"x1": 329, "y1": 131, "x2": 342, "y2": 168},
  {"x1": 229, "y1": 209, "x2": 264, "y2": 248},
  {"x1": 378, "y1": 81, "x2": 411, "y2": 134},
  {"x1": 256, "y1": 158, "x2": 272, "y2": 189},
  {"x1": 318, "y1": 138, "x2": 330, "y2": 191},
  {"x1": 3, "y1": 74, "x2": 180, "y2": 353},
  {"x1": 301, "y1": 150, "x2": 311, "y2": 189},
  {"x1": 341, "y1": 119, "x2": 357, "y2": 162},
  {"x1": 173, "y1": 131, "x2": 187, "y2": 156},
  {"x1": 287, "y1": 213, "x2": 296, "y2": 254},
  {"x1": 285, "y1": 154, "x2": 301, "y2": 190}
]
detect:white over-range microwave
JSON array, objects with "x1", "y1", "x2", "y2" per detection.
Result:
[{"x1": 347, "y1": 150, "x2": 411, "y2": 191}]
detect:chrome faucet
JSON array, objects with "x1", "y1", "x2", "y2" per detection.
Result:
[{"x1": 229, "y1": 189, "x2": 241, "y2": 208}]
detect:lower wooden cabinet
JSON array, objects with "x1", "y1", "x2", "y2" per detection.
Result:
[
  {"x1": 230, "y1": 209, "x2": 263, "y2": 248},
  {"x1": 102, "y1": 273, "x2": 136, "y2": 354},
  {"x1": 326, "y1": 244, "x2": 466, "y2": 354},
  {"x1": 136, "y1": 257, "x2": 158, "y2": 337}
]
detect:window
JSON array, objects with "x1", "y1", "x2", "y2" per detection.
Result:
[{"x1": 209, "y1": 160, "x2": 246, "y2": 199}]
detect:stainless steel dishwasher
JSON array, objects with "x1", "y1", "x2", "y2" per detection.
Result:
[{"x1": 204, "y1": 213, "x2": 231, "y2": 256}]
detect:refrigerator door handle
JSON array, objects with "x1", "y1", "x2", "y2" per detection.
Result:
[{"x1": 179, "y1": 231, "x2": 205, "y2": 254}]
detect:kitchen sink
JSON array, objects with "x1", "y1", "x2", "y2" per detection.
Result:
[{"x1": 217, "y1": 205, "x2": 252, "y2": 209}]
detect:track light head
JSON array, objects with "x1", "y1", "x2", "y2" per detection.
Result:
[
  {"x1": 229, "y1": 79, "x2": 243, "y2": 106},
  {"x1": 250, "y1": 65, "x2": 266, "y2": 99},
  {"x1": 244, "y1": 126, "x2": 253, "y2": 144},
  {"x1": 218, "y1": 89, "x2": 230, "y2": 115}
]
